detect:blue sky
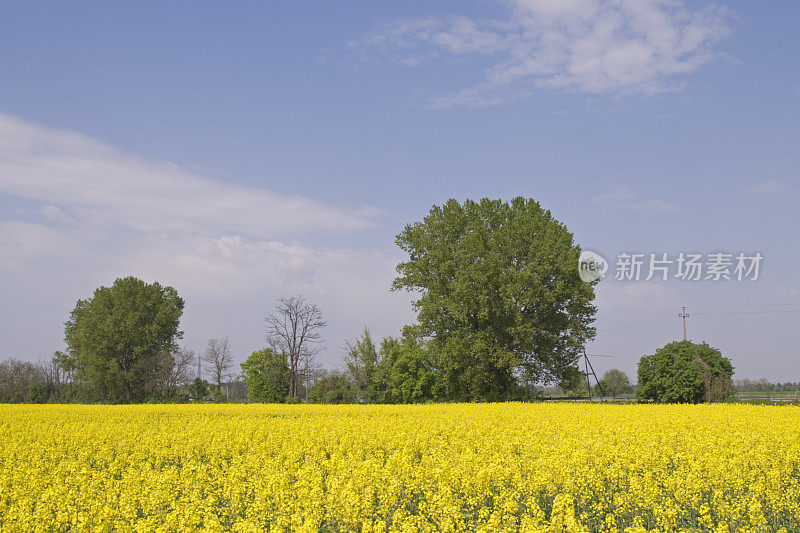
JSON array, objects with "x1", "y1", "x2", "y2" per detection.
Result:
[{"x1": 1, "y1": 1, "x2": 798, "y2": 381}]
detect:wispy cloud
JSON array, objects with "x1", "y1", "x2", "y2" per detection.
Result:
[
  {"x1": 739, "y1": 179, "x2": 785, "y2": 195},
  {"x1": 626, "y1": 198, "x2": 676, "y2": 213},
  {"x1": 591, "y1": 184, "x2": 676, "y2": 213},
  {"x1": 0, "y1": 113, "x2": 410, "y2": 364},
  {"x1": 350, "y1": 0, "x2": 731, "y2": 106},
  {"x1": 0, "y1": 113, "x2": 376, "y2": 239},
  {"x1": 590, "y1": 185, "x2": 634, "y2": 203}
]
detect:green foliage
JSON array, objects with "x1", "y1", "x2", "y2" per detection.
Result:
[
  {"x1": 559, "y1": 365, "x2": 589, "y2": 397},
  {"x1": 210, "y1": 387, "x2": 226, "y2": 403},
  {"x1": 595, "y1": 369, "x2": 632, "y2": 398},
  {"x1": 392, "y1": 197, "x2": 596, "y2": 401},
  {"x1": 637, "y1": 340, "x2": 734, "y2": 403},
  {"x1": 307, "y1": 372, "x2": 358, "y2": 404},
  {"x1": 188, "y1": 378, "x2": 210, "y2": 401},
  {"x1": 27, "y1": 382, "x2": 54, "y2": 404},
  {"x1": 241, "y1": 348, "x2": 289, "y2": 403},
  {"x1": 64, "y1": 276, "x2": 184, "y2": 403},
  {"x1": 377, "y1": 327, "x2": 438, "y2": 404},
  {"x1": 344, "y1": 329, "x2": 380, "y2": 402},
  {"x1": 321, "y1": 327, "x2": 438, "y2": 405},
  {"x1": 0, "y1": 359, "x2": 48, "y2": 403}
]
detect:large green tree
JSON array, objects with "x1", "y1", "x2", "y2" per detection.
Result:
[
  {"x1": 64, "y1": 276, "x2": 184, "y2": 403},
  {"x1": 637, "y1": 340, "x2": 734, "y2": 403},
  {"x1": 392, "y1": 197, "x2": 596, "y2": 401},
  {"x1": 240, "y1": 348, "x2": 289, "y2": 403}
]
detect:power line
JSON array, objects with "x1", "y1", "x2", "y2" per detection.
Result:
[
  {"x1": 586, "y1": 353, "x2": 649, "y2": 359},
  {"x1": 687, "y1": 303, "x2": 800, "y2": 310},
  {"x1": 597, "y1": 306, "x2": 679, "y2": 328},
  {"x1": 691, "y1": 309, "x2": 800, "y2": 316},
  {"x1": 595, "y1": 314, "x2": 673, "y2": 333},
  {"x1": 593, "y1": 303, "x2": 800, "y2": 334}
]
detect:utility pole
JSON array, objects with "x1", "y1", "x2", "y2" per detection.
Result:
[
  {"x1": 583, "y1": 349, "x2": 605, "y2": 400},
  {"x1": 678, "y1": 306, "x2": 690, "y2": 341},
  {"x1": 584, "y1": 350, "x2": 591, "y2": 401}
]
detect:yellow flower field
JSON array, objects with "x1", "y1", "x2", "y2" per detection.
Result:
[{"x1": 0, "y1": 404, "x2": 798, "y2": 532}]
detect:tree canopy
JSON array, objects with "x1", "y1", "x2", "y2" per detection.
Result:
[
  {"x1": 392, "y1": 197, "x2": 596, "y2": 401},
  {"x1": 307, "y1": 372, "x2": 358, "y2": 404},
  {"x1": 378, "y1": 328, "x2": 438, "y2": 404},
  {"x1": 64, "y1": 276, "x2": 184, "y2": 402},
  {"x1": 240, "y1": 348, "x2": 289, "y2": 403},
  {"x1": 344, "y1": 328, "x2": 381, "y2": 403},
  {"x1": 637, "y1": 340, "x2": 734, "y2": 403}
]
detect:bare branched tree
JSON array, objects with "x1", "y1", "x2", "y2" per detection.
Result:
[
  {"x1": 0, "y1": 359, "x2": 47, "y2": 402},
  {"x1": 162, "y1": 346, "x2": 195, "y2": 396},
  {"x1": 202, "y1": 337, "x2": 233, "y2": 393},
  {"x1": 265, "y1": 296, "x2": 326, "y2": 399}
]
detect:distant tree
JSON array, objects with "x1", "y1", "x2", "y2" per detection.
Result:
[
  {"x1": 240, "y1": 348, "x2": 289, "y2": 403},
  {"x1": 307, "y1": 371, "x2": 357, "y2": 404},
  {"x1": 344, "y1": 329, "x2": 380, "y2": 402},
  {"x1": 27, "y1": 380, "x2": 55, "y2": 404},
  {"x1": 392, "y1": 197, "x2": 596, "y2": 401},
  {"x1": 736, "y1": 378, "x2": 800, "y2": 395},
  {"x1": 265, "y1": 297, "x2": 326, "y2": 399},
  {"x1": 51, "y1": 350, "x2": 85, "y2": 401},
  {"x1": 377, "y1": 327, "x2": 438, "y2": 404},
  {"x1": 595, "y1": 369, "x2": 632, "y2": 398},
  {"x1": 637, "y1": 340, "x2": 734, "y2": 403},
  {"x1": 64, "y1": 277, "x2": 184, "y2": 403},
  {"x1": 0, "y1": 359, "x2": 48, "y2": 403},
  {"x1": 188, "y1": 377, "x2": 210, "y2": 401},
  {"x1": 203, "y1": 338, "x2": 233, "y2": 395}
]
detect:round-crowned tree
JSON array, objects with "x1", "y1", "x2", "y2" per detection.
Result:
[
  {"x1": 240, "y1": 348, "x2": 289, "y2": 403},
  {"x1": 637, "y1": 340, "x2": 734, "y2": 403},
  {"x1": 64, "y1": 276, "x2": 184, "y2": 403},
  {"x1": 392, "y1": 197, "x2": 597, "y2": 401}
]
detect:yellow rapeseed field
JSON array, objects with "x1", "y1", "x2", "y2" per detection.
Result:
[{"x1": 0, "y1": 403, "x2": 798, "y2": 532}]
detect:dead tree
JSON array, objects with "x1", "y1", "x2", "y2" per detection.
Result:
[
  {"x1": 162, "y1": 346, "x2": 195, "y2": 397},
  {"x1": 202, "y1": 337, "x2": 233, "y2": 394},
  {"x1": 265, "y1": 296, "x2": 326, "y2": 399}
]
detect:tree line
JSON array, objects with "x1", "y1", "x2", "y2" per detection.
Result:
[
  {"x1": 734, "y1": 378, "x2": 800, "y2": 393},
  {"x1": 0, "y1": 197, "x2": 740, "y2": 404}
]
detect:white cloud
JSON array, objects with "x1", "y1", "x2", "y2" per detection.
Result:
[
  {"x1": 352, "y1": 0, "x2": 730, "y2": 106},
  {"x1": 0, "y1": 113, "x2": 376, "y2": 238},
  {"x1": 0, "y1": 114, "x2": 412, "y2": 366}
]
